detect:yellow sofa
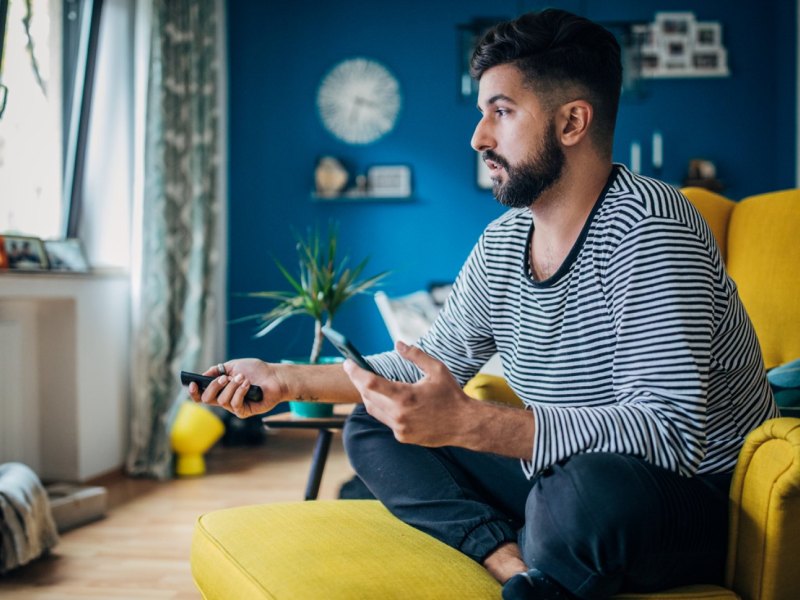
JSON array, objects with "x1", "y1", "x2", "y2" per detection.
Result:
[
  {"x1": 191, "y1": 188, "x2": 800, "y2": 599},
  {"x1": 682, "y1": 187, "x2": 799, "y2": 371}
]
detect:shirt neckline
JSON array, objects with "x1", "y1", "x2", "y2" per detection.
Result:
[{"x1": 523, "y1": 164, "x2": 620, "y2": 287}]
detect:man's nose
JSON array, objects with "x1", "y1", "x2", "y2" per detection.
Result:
[{"x1": 471, "y1": 117, "x2": 493, "y2": 152}]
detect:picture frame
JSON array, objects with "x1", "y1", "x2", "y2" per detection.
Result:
[
  {"x1": 655, "y1": 12, "x2": 694, "y2": 37},
  {"x1": 366, "y1": 165, "x2": 412, "y2": 197},
  {"x1": 695, "y1": 23, "x2": 721, "y2": 48},
  {"x1": 0, "y1": 236, "x2": 7, "y2": 269},
  {"x1": 43, "y1": 238, "x2": 90, "y2": 272},
  {"x1": 662, "y1": 41, "x2": 690, "y2": 71},
  {"x1": 639, "y1": 52, "x2": 661, "y2": 76},
  {"x1": 693, "y1": 52, "x2": 720, "y2": 70},
  {"x1": 2, "y1": 235, "x2": 49, "y2": 271},
  {"x1": 692, "y1": 47, "x2": 729, "y2": 76},
  {"x1": 631, "y1": 24, "x2": 656, "y2": 52},
  {"x1": 639, "y1": 13, "x2": 729, "y2": 79}
]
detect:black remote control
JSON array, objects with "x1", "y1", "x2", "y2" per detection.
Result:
[{"x1": 180, "y1": 370, "x2": 263, "y2": 402}]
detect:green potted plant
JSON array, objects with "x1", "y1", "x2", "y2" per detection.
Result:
[{"x1": 238, "y1": 222, "x2": 389, "y2": 417}]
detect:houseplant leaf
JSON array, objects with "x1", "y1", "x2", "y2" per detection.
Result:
[{"x1": 238, "y1": 221, "x2": 389, "y2": 365}]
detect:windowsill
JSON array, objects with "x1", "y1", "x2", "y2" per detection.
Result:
[{"x1": 0, "y1": 267, "x2": 129, "y2": 280}]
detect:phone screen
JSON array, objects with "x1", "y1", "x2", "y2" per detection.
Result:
[{"x1": 321, "y1": 326, "x2": 376, "y2": 373}]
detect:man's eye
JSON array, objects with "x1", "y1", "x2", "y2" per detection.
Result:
[{"x1": 495, "y1": 108, "x2": 510, "y2": 117}]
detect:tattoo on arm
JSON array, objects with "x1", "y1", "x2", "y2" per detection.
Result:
[{"x1": 293, "y1": 395, "x2": 321, "y2": 402}]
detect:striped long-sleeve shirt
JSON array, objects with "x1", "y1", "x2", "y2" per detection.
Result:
[{"x1": 368, "y1": 165, "x2": 778, "y2": 478}]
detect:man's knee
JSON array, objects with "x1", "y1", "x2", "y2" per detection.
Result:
[
  {"x1": 526, "y1": 453, "x2": 643, "y2": 534},
  {"x1": 521, "y1": 453, "x2": 650, "y2": 596}
]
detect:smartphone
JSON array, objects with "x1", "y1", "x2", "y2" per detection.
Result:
[
  {"x1": 321, "y1": 326, "x2": 376, "y2": 373},
  {"x1": 180, "y1": 370, "x2": 263, "y2": 402}
]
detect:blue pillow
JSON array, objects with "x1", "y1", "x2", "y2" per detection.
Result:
[{"x1": 768, "y1": 358, "x2": 800, "y2": 408}]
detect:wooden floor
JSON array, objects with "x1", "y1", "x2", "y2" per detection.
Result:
[{"x1": 0, "y1": 428, "x2": 355, "y2": 599}]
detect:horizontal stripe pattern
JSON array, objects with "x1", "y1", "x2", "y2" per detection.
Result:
[{"x1": 368, "y1": 165, "x2": 777, "y2": 478}]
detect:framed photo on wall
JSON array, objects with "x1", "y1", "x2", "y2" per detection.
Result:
[
  {"x1": 367, "y1": 165, "x2": 412, "y2": 197},
  {"x1": 640, "y1": 12, "x2": 729, "y2": 78},
  {"x1": 631, "y1": 23, "x2": 656, "y2": 52},
  {"x1": 44, "y1": 238, "x2": 90, "y2": 272},
  {"x1": 2, "y1": 235, "x2": 49, "y2": 271},
  {"x1": 655, "y1": 12, "x2": 694, "y2": 37},
  {"x1": 695, "y1": 23, "x2": 721, "y2": 48}
]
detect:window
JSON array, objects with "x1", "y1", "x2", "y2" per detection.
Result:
[
  {"x1": 0, "y1": 0, "x2": 92, "y2": 240},
  {"x1": 0, "y1": 0, "x2": 63, "y2": 238}
]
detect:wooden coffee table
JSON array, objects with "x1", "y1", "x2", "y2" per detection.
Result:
[{"x1": 262, "y1": 404, "x2": 354, "y2": 500}]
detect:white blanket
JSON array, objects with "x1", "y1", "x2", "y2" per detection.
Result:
[{"x1": 0, "y1": 462, "x2": 59, "y2": 574}]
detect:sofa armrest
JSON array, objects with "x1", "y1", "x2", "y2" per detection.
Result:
[{"x1": 726, "y1": 417, "x2": 800, "y2": 600}]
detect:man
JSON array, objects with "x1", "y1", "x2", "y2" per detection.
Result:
[{"x1": 190, "y1": 9, "x2": 777, "y2": 599}]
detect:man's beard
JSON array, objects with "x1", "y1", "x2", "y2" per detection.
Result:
[{"x1": 483, "y1": 120, "x2": 565, "y2": 209}]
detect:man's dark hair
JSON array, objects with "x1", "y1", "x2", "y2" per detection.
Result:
[{"x1": 470, "y1": 9, "x2": 622, "y2": 157}]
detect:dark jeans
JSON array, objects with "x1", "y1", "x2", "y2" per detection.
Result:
[{"x1": 343, "y1": 404, "x2": 731, "y2": 600}]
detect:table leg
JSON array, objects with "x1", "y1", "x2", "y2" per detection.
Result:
[{"x1": 305, "y1": 428, "x2": 333, "y2": 500}]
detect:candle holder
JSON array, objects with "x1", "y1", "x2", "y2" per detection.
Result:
[{"x1": 652, "y1": 131, "x2": 663, "y2": 177}]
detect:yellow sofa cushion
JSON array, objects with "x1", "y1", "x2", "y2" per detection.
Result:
[
  {"x1": 192, "y1": 499, "x2": 739, "y2": 600},
  {"x1": 191, "y1": 500, "x2": 501, "y2": 599},
  {"x1": 725, "y1": 190, "x2": 800, "y2": 370}
]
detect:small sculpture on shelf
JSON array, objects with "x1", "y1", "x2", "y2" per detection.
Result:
[
  {"x1": 682, "y1": 158, "x2": 723, "y2": 192},
  {"x1": 314, "y1": 156, "x2": 349, "y2": 198}
]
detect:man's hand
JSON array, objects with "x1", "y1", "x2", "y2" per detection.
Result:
[
  {"x1": 187, "y1": 358, "x2": 285, "y2": 419},
  {"x1": 343, "y1": 341, "x2": 478, "y2": 447}
]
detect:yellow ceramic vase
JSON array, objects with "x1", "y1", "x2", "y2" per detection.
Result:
[{"x1": 170, "y1": 402, "x2": 225, "y2": 476}]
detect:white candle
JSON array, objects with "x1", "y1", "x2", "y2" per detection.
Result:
[
  {"x1": 630, "y1": 141, "x2": 641, "y2": 174},
  {"x1": 652, "y1": 131, "x2": 663, "y2": 170}
]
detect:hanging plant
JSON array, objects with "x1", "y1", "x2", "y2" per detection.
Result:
[{"x1": 21, "y1": 0, "x2": 47, "y2": 96}]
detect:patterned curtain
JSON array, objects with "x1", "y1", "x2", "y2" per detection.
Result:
[{"x1": 126, "y1": 0, "x2": 223, "y2": 479}]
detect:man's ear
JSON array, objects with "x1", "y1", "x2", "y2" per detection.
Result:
[{"x1": 557, "y1": 100, "x2": 593, "y2": 147}]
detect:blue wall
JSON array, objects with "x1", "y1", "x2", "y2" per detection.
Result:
[{"x1": 227, "y1": 0, "x2": 797, "y2": 362}]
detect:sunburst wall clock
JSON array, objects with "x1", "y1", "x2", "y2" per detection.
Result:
[{"x1": 317, "y1": 58, "x2": 402, "y2": 145}]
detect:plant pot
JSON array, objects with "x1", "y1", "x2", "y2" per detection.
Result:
[{"x1": 281, "y1": 356, "x2": 344, "y2": 418}]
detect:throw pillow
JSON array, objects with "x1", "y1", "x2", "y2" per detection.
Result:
[{"x1": 768, "y1": 358, "x2": 800, "y2": 408}]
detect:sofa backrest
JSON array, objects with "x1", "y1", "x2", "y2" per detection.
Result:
[
  {"x1": 681, "y1": 187, "x2": 736, "y2": 262},
  {"x1": 682, "y1": 187, "x2": 800, "y2": 370},
  {"x1": 727, "y1": 189, "x2": 800, "y2": 370}
]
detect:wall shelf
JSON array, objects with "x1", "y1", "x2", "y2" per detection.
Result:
[{"x1": 311, "y1": 193, "x2": 416, "y2": 203}]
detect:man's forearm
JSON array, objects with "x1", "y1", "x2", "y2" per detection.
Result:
[
  {"x1": 277, "y1": 363, "x2": 362, "y2": 404},
  {"x1": 455, "y1": 399, "x2": 535, "y2": 461}
]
